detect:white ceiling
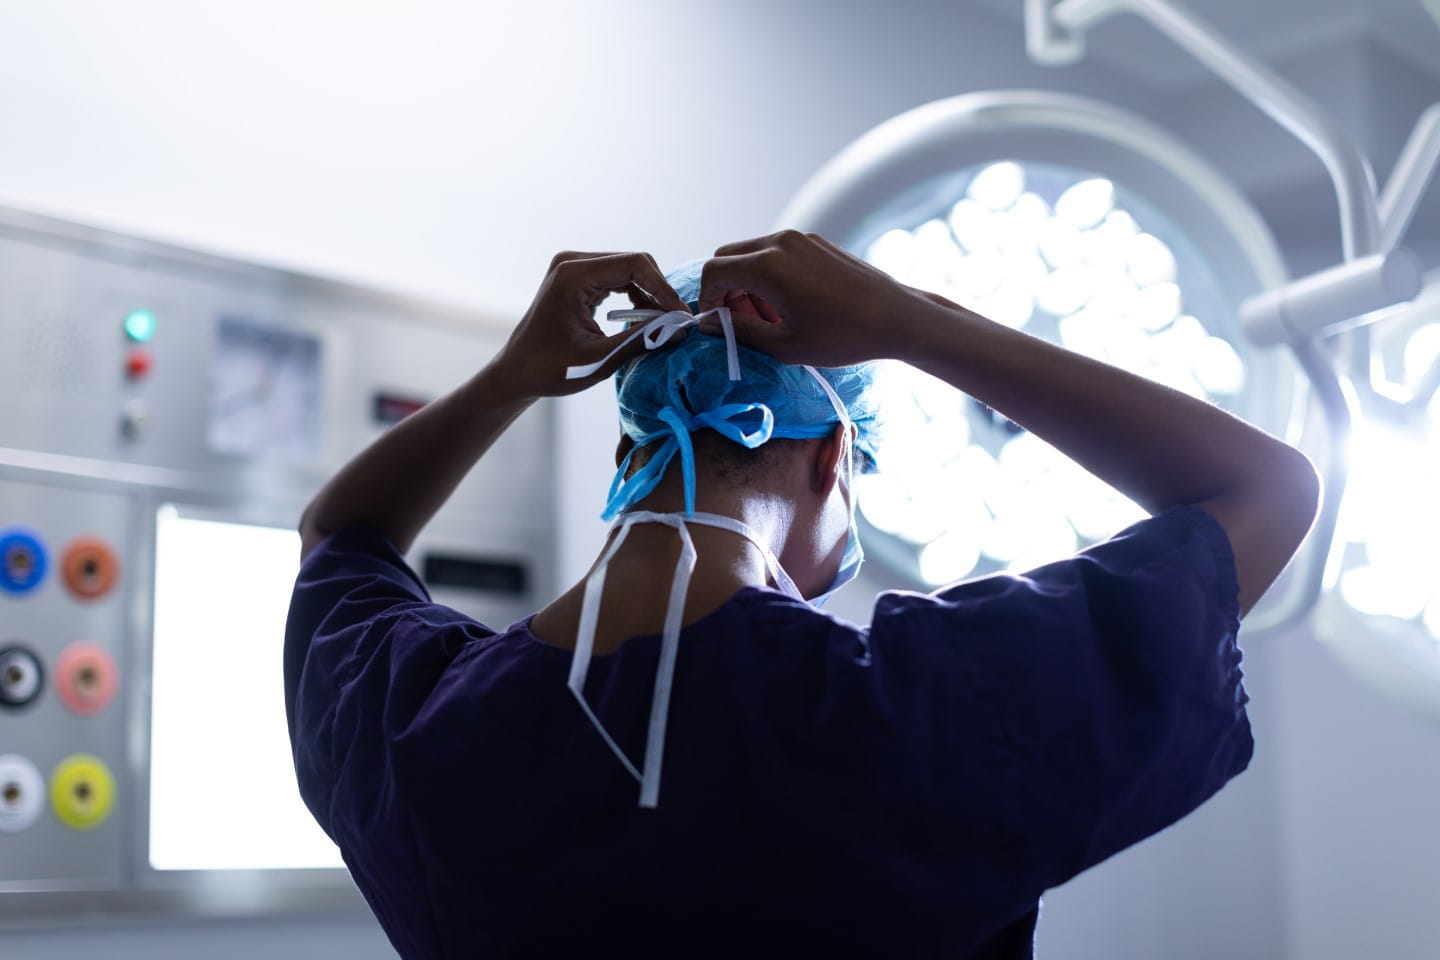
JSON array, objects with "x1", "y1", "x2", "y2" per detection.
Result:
[{"x1": 975, "y1": 0, "x2": 1440, "y2": 92}]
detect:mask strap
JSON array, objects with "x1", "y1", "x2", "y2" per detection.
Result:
[
  {"x1": 568, "y1": 511, "x2": 698, "y2": 808},
  {"x1": 568, "y1": 517, "x2": 643, "y2": 784},
  {"x1": 567, "y1": 508, "x2": 800, "y2": 809},
  {"x1": 565, "y1": 307, "x2": 741, "y2": 382}
]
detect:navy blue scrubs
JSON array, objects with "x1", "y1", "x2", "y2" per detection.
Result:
[{"x1": 285, "y1": 505, "x2": 1250, "y2": 959}]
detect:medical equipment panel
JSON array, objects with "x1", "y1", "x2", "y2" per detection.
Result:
[{"x1": 0, "y1": 204, "x2": 554, "y2": 926}]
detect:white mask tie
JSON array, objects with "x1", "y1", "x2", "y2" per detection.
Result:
[
  {"x1": 564, "y1": 307, "x2": 741, "y2": 382},
  {"x1": 568, "y1": 509, "x2": 800, "y2": 809}
]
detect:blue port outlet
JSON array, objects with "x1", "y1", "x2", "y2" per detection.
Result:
[{"x1": 0, "y1": 529, "x2": 47, "y2": 595}]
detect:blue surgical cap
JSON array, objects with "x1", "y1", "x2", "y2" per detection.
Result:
[{"x1": 604, "y1": 259, "x2": 881, "y2": 521}]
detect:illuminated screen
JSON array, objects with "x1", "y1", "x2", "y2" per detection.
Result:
[{"x1": 150, "y1": 506, "x2": 343, "y2": 870}]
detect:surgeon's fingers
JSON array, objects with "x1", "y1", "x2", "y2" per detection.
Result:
[
  {"x1": 715, "y1": 288, "x2": 785, "y2": 330},
  {"x1": 548, "y1": 249, "x2": 663, "y2": 277},
  {"x1": 696, "y1": 259, "x2": 791, "y2": 356},
  {"x1": 812, "y1": 233, "x2": 872, "y2": 269},
  {"x1": 553, "y1": 252, "x2": 688, "y2": 317},
  {"x1": 624, "y1": 280, "x2": 671, "y2": 312},
  {"x1": 710, "y1": 234, "x2": 784, "y2": 260},
  {"x1": 549, "y1": 250, "x2": 604, "y2": 270},
  {"x1": 697, "y1": 228, "x2": 838, "y2": 313},
  {"x1": 709, "y1": 227, "x2": 825, "y2": 260},
  {"x1": 747, "y1": 289, "x2": 785, "y2": 325},
  {"x1": 714, "y1": 307, "x2": 787, "y2": 357},
  {"x1": 696, "y1": 250, "x2": 781, "y2": 314},
  {"x1": 697, "y1": 233, "x2": 794, "y2": 311}
]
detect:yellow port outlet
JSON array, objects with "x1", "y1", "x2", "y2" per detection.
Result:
[{"x1": 51, "y1": 754, "x2": 115, "y2": 831}]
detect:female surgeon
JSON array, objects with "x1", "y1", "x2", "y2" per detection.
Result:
[{"x1": 284, "y1": 231, "x2": 1320, "y2": 959}]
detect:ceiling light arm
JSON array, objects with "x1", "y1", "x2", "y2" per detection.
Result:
[
  {"x1": 1023, "y1": 0, "x2": 1403, "y2": 635},
  {"x1": 1411, "y1": 347, "x2": 1440, "y2": 409},
  {"x1": 1029, "y1": 0, "x2": 1440, "y2": 371},
  {"x1": 1381, "y1": 103, "x2": 1440, "y2": 252},
  {"x1": 1028, "y1": 0, "x2": 1383, "y2": 260},
  {"x1": 1346, "y1": 271, "x2": 1440, "y2": 425}
]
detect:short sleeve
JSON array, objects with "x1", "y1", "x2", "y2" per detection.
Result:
[
  {"x1": 283, "y1": 525, "x2": 495, "y2": 835},
  {"x1": 868, "y1": 505, "x2": 1250, "y2": 893}
]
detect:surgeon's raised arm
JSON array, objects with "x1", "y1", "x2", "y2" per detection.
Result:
[
  {"x1": 298, "y1": 252, "x2": 687, "y2": 559},
  {"x1": 699, "y1": 230, "x2": 1319, "y2": 617}
]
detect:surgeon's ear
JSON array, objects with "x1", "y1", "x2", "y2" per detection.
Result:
[
  {"x1": 808, "y1": 424, "x2": 848, "y2": 495},
  {"x1": 615, "y1": 434, "x2": 635, "y2": 469}
]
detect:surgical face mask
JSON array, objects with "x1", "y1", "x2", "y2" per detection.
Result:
[{"x1": 810, "y1": 498, "x2": 864, "y2": 607}]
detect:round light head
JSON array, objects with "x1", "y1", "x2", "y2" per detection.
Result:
[{"x1": 779, "y1": 91, "x2": 1292, "y2": 587}]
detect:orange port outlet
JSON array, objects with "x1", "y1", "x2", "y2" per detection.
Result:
[{"x1": 61, "y1": 538, "x2": 120, "y2": 601}]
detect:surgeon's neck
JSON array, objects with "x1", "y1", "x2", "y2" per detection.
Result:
[
  {"x1": 529, "y1": 477, "x2": 799, "y2": 654},
  {"x1": 615, "y1": 479, "x2": 795, "y2": 583}
]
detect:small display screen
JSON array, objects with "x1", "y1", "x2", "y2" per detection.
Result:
[
  {"x1": 208, "y1": 317, "x2": 322, "y2": 460},
  {"x1": 150, "y1": 507, "x2": 343, "y2": 871}
]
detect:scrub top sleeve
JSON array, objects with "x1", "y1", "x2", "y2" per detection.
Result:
[
  {"x1": 283, "y1": 524, "x2": 494, "y2": 834},
  {"x1": 871, "y1": 506, "x2": 1250, "y2": 894}
]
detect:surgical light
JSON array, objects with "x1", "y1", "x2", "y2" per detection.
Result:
[{"x1": 780, "y1": 91, "x2": 1292, "y2": 589}]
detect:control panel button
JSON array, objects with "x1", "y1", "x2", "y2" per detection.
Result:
[
  {"x1": 0, "y1": 645, "x2": 44, "y2": 709},
  {"x1": 125, "y1": 348, "x2": 153, "y2": 381},
  {"x1": 0, "y1": 755, "x2": 45, "y2": 834},
  {"x1": 55, "y1": 643, "x2": 118, "y2": 715},
  {"x1": 50, "y1": 755, "x2": 115, "y2": 831},
  {"x1": 123, "y1": 308, "x2": 157, "y2": 343},
  {"x1": 119, "y1": 398, "x2": 147, "y2": 440},
  {"x1": 0, "y1": 528, "x2": 48, "y2": 595},
  {"x1": 61, "y1": 538, "x2": 120, "y2": 602}
]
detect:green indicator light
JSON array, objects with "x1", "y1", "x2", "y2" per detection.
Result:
[{"x1": 123, "y1": 308, "x2": 157, "y2": 343}]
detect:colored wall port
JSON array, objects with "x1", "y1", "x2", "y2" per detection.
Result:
[
  {"x1": 61, "y1": 538, "x2": 121, "y2": 602},
  {"x1": 0, "y1": 754, "x2": 45, "y2": 834},
  {"x1": 0, "y1": 645, "x2": 44, "y2": 710},
  {"x1": 50, "y1": 754, "x2": 115, "y2": 831},
  {"x1": 0, "y1": 528, "x2": 47, "y2": 595},
  {"x1": 55, "y1": 643, "x2": 118, "y2": 715}
]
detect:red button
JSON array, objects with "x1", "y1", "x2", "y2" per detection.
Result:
[{"x1": 125, "y1": 349, "x2": 152, "y2": 380}]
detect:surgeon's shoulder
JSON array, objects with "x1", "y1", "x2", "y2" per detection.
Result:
[{"x1": 866, "y1": 506, "x2": 1240, "y2": 642}]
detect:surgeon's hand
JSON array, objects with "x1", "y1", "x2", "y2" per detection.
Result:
[
  {"x1": 492, "y1": 251, "x2": 690, "y2": 398},
  {"x1": 696, "y1": 230, "x2": 938, "y2": 367}
]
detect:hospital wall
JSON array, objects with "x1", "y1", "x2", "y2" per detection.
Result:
[{"x1": 2, "y1": 0, "x2": 1437, "y2": 957}]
